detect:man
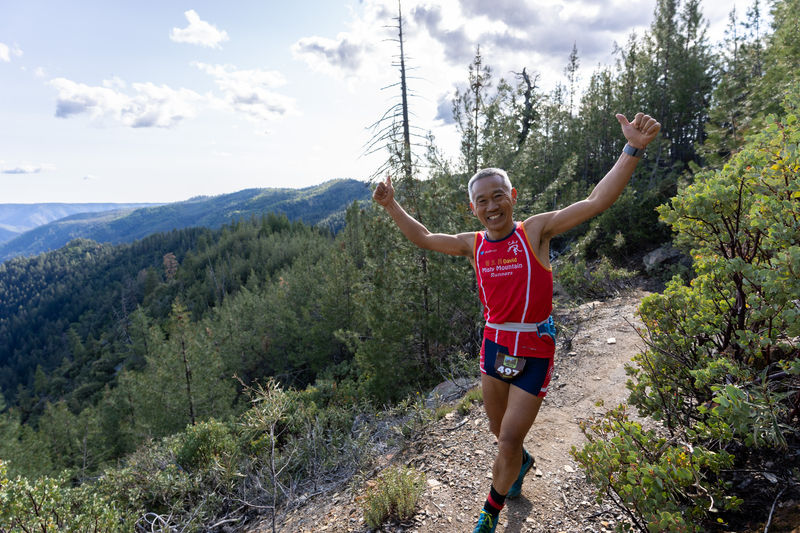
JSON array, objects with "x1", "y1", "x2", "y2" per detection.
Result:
[{"x1": 373, "y1": 112, "x2": 660, "y2": 532}]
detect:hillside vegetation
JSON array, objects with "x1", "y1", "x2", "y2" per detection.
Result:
[
  {"x1": 0, "y1": 203, "x2": 157, "y2": 245},
  {"x1": 0, "y1": 179, "x2": 369, "y2": 261},
  {"x1": 1, "y1": 1, "x2": 798, "y2": 531}
]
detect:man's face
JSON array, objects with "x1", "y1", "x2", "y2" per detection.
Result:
[{"x1": 470, "y1": 175, "x2": 517, "y2": 237}]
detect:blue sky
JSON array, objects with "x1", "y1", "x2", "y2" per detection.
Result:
[{"x1": 1, "y1": 0, "x2": 737, "y2": 203}]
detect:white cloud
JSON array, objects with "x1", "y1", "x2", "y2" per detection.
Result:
[
  {"x1": 49, "y1": 77, "x2": 205, "y2": 128},
  {"x1": 170, "y1": 10, "x2": 229, "y2": 48},
  {"x1": 291, "y1": 0, "x2": 659, "y2": 93},
  {"x1": 406, "y1": 0, "x2": 653, "y2": 70},
  {"x1": 1, "y1": 42, "x2": 24, "y2": 62},
  {"x1": 192, "y1": 62, "x2": 296, "y2": 122},
  {"x1": 1, "y1": 162, "x2": 55, "y2": 174},
  {"x1": 291, "y1": 1, "x2": 396, "y2": 83},
  {"x1": 411, "y1": 5, "x2": 474, "y2": 63},
  {"x1": 292, "y1": 34, "x2": 368, "y2": 75},
  {"x1": 48, "y1": 62, "x2": 295, "y2": 129},
  {"x1": 460, "y1": 0, "x2": 541, "y2": 29},
  {"x1": 126, "y1": 82, "x2": 205, "y2": 127},
  {"x1": 102, "y1": 76, "x2": 127, "y2": 90}
]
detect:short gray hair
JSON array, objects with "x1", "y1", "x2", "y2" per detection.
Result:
[{"x1": 468, "y1": 168, "x2": 513, "y2": 203}]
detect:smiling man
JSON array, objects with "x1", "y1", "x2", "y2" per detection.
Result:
[{"x1": 373, "y1": 112, "x2": 660, "y2": 532}]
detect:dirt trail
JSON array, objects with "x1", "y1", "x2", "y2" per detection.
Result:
[{"x1": 273, "y1": 290, "x2": 649, "y2": 533}]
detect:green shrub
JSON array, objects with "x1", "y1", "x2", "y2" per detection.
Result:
[
  {"x1": 0, "y1": 459, "x2": 131, "y2": 532},
  {"x1": 241, "y1": 378, "x2": 366, "y2": 508},
  {"x1": 576, "y1": 92, "x2": 800, "y2": 529},
  {"x1": 556, "y1": 256, "x2": 636, "y2": 300},
  {"x1": 92, "y1": 433, "x2": 225, "y2": 531},
  {"x1": 89, "y1": 380, "x2": 366, "y2": 532},
  {"x1": 361, "y1": 465, "x2": 426, "y2": 528},
  {"x1": 175, "y1": 419, "x2": 238, "y2": 471},
  {"x1": 572, "y1": 405, "x2": 741, "y2": 532},
  {"x1": 457, "y1": 386, "x2": 483, "y2": 415},
  {"x1": 435, "y1": 405, "x2": 455, "y2": 419},
  {"x1": 575, "y1": 186, "x2": 674, "y2": 263},
  {"x1": 629, "y1": 96, "x2": 800, "y2": 442}
]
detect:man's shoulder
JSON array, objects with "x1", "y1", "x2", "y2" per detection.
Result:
[
  {"x1": 520, "y1": 213, "x2": 551, "y2": 233},
  {"x1": 458, "y1": 231, "x2": 478, "y2": 246},
  {"x1": 444, "y1": 231, "x2": 477, "y2": 257}
]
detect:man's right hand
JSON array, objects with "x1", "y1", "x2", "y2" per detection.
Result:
[{"x1": 373, "y1": 175, "x2": 395, "y2": 207}]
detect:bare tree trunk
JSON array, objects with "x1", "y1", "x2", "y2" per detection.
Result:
[
  {"x1": 271, "y1": 422, "x2": 278, "y2": 533},
  {"x1": 181, "y1": 337, "x2": 196, "y2": 426},
  {"x1": 515, "y1": 67, "x2": 538, "y2": 154},
  {"x1": 398, "y1": 0, "x2": 412, "y2": 183},
  {"x1": 471, "y1": 46, "x2": 483, "y2": 174}
]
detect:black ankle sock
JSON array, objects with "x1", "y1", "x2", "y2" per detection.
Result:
[{"x1": 483, "y1": 485, "x2": 506, "y2": 517}]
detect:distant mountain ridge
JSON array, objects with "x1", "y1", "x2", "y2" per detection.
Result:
[
  {"x1": 0, "y1": 203, "x2": 157, "y2": 244},
  {"x1": 0, "y1": 179, "x2": 370, "y2": 261}
]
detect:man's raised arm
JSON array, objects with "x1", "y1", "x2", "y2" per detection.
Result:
[
  {"x1": 373, "y1": 176, "x2": 473, "y2": 257},
  {"x1": 532, "y1": 112, "x2": 661, "y2": 239}
]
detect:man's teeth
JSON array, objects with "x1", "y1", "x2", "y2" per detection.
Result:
[{"x1": 488, "y1": 214, "x2": 500, "y2": 220}]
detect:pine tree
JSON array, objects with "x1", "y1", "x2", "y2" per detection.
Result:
[
  {"x1": 578, "y1": 67, "x2": 617, "y2": 185},
  {"x1": 453, "y1": 47, "x2": 492, "y2": 175},
  {"x1": 702, "y1": 1, "x2": 765, "y2": 166},
  {"x1": 124, "y1": 302, "x2": 235, "y2": 437},
  {"x1": 751, "y1": 0, "x2": 800, "y2": 118},
  {"x1": 364, "y1": 0, "x2": 426, "y2": 182},
  {"x1": 565, "y1": 42, "x2": 580, "y2": 118},
  {"x1": 636, "y1": 0, "x2": 714, "y2": 176}
]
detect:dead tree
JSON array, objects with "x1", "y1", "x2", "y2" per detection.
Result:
[{"x1": 363, "y1": 0, "x2": 428, "y2": 187}]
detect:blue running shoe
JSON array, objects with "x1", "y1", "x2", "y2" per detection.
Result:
[
  {"x1": 473, "y1": 510, "x2": 498, "y2": 533},
  {"x1": 506, "y1": 448, "x2": 534, "y2": 499}
]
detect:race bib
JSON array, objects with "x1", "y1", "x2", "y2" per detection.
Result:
[{"x1": 493, "y1": 353, "x2": 526, "y2": 379}]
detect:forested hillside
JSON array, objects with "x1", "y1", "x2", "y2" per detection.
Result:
[
  {"x1": 1, "y1": 0, "x2": 798, "y2": 531},
  {"x1": 0, "y1": 203, "x2": 157, "y2": 245},
  {"x1": 0, "y1": 215, "x2": 344, "y2": 417},
  {"x1": 0, "y1": 179, "x2": 369, "y2": 261},
  {"x1": 0, "y1": 227, "x2": 17, "y2": 244}
]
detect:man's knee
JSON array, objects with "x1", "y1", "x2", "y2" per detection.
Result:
[{"x1": 496, "y1": 432, "x2": 524, "y2": 458}]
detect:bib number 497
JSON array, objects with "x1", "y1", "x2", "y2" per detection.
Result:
[{"x1": 494, "y1": 354, "x2": 526, "y2": 379}]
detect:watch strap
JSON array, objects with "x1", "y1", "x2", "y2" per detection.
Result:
[{"x1": 623, "y1": 143, "x2": 644, "y2": 158}]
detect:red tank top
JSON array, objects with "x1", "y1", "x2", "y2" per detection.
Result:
[{"x1": 474, "y1": 222, "x2": 554, "y2": 357}]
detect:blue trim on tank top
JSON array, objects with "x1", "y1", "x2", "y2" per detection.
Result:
[{"x1": 483, "y1": 223, "x2": 518, "y2": 243}]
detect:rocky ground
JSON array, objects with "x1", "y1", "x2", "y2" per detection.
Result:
[{"x1": 264, "y1": 290, "x2": 649, "y2": 533}]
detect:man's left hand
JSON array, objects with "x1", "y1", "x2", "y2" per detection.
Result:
[{"x1": 616, "y1": 112, "x2": 661, "y2": 149}]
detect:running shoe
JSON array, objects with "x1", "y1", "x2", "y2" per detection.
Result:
[
  {"x1": 506, "y1": 448, "x2": 534, "y2": 499},
  {"x1": 472, "y1": 510, "x2": 498, "y2": 533}
]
